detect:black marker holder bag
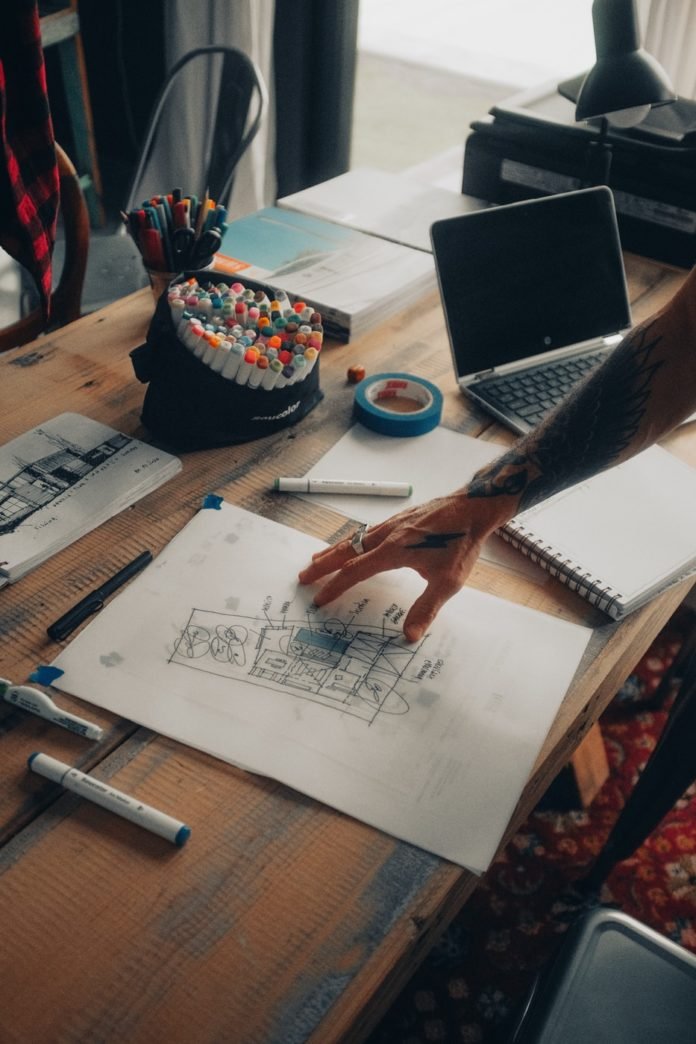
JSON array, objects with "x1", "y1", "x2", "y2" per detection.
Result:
[{"x1": 130, "y1": 274, "x2": 323, "y2": 452}]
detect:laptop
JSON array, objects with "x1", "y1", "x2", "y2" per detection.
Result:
[{"x1": 430, "y1": 187, "x2": 632, "y2": 434}]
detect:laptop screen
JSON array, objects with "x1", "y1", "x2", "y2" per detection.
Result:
[{"x1": 430, "y1": 187, "x2": 632, "y2": 378}]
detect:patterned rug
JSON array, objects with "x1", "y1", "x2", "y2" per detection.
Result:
[{"x1": 368, "y1": 608, "x2": 696, "y2": 1044}]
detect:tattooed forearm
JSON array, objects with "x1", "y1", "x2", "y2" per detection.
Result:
[
  {"x1": 468, "y1": 319, "x2": 665, "y2": 512},
  {"x1": 467, "y1": 454, "x2": 529, "y2": 499}
]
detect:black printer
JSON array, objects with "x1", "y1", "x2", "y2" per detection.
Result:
[{"x1": 462, "y1": 75, "x2": 696, "y2": 268}]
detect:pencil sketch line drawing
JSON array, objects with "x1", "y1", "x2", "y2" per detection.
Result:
[
  {"x1": 169, "y1": 607, "x2": 426, "y2": 723},
  {"x1": 0, "y1": 429, "x2": 132, "y2": 534}
]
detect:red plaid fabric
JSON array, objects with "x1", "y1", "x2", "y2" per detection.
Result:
[{"x1": 0, "y1": 0, "x2": 59, "y2": 318}]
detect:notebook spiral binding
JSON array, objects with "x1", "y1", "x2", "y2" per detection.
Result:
[{"x1": 499, "y1": 522, "x2": 625, "y2": 618}]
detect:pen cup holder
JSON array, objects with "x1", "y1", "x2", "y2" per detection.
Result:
[
  {"x1": 146, "y1": 268, "x2": 179, "y2": 303},
  {"x1": 130, "y1": 273, "x2": 324, "y2": 452}
]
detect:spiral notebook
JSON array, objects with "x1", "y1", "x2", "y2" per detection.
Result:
[{"x1": 499, "y1": 446, "x2": 696, "y2": 619}]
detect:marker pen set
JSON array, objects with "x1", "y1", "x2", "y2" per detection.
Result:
[{"x1": 167, "y1": 277, "x2": 323, "y2": 391}]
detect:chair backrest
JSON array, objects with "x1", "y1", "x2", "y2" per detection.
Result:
[
  {"x1": 124, "y1": 45, "x2": 268, "y2": 213},
  {"x1": 0, "y1": 142, "x2": 89, "y2": 352}
]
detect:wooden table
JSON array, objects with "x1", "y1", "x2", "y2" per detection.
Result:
[{"x1": 1, "y1": 255, "x2": 694, "y2": 1043}]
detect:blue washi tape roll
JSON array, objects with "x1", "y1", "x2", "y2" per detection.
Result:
[{"x1": 353, "y1": 373, "x2": 443, "y2": 436}]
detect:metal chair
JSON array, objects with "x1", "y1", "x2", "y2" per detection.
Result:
[
  {"x1": 510, "y1": 907, "x2": 696, "y2": 1044},
  {"x1": 124, "y1": 45, "x2": 267, "y2": 215},
  {"x1": 0, "y1": 142, "x2": 89, "y2": 352},
  {"x1": 81, "y1": 45, "x2": 268, "y2": 312}
]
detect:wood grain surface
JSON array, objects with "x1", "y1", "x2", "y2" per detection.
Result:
[{"x1": 0, "y1": 253, "x2": 693, "y2": 1043}]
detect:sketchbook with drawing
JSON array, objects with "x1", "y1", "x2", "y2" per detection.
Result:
[
  {"x1": 499, "y1": 445, "x2": 696, "y2": 619},
  {"x1": 0, "y1": 413, "x2": 181, "y2": 584}
]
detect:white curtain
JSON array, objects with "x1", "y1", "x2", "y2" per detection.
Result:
[
  {"x1": 637, "y1": 0, "x2": 696, "y2": 97},
  {"x1": 138, "y1": 0, "x2": 276, "y2": 217}
]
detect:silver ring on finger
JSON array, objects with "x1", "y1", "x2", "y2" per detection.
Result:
[{"x1": 350, "y1": 522, "x2": 369, "y2": 556}]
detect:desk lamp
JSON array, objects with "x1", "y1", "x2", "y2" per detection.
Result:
[{"x1": 573, "y1": 0, "x2": 676, "y2": 184}]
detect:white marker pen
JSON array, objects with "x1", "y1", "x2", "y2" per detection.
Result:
[
  {"x1": 1, "y1": 679, "x2": 103, "y2": 740},
  {"x1": 234, "y1": 348, "x2": 258, "y2": 386},
  {"x1": 274, "y1": 478, "x2": 412, "y2": 497},
  {"x1": 260, "y1": 357, "x2": 283, "y2": 390},
  {"x1": 299, "y1": 346, "x2": 318, "y2": 379},
  {"x1": 221, "y1": 342, "x2": 244, "y2": 380},
  {"x1": 210, "y1": 338, "x2": 231, "y2": 373},
  {"x1": 28, "y1": 753, "x2": 191, "y2": 846}
]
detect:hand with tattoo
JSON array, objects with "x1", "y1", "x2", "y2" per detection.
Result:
[
  {"x1": 298, "y1": 490, "x2": 515, "y2": 643},
  {"x1": 299, "y1": 265, "x2": 696, "y2": 640}
]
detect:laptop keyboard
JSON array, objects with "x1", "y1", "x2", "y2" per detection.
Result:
[{"x1": 473, "y1": 348, "x2": 611, "y2": 428}]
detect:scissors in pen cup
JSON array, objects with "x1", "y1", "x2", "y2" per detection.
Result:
[
  {"x1": 190, "y1": 228, "x2": 222, "y2": 269},
  {"x1": 173, "y1": 227, "x2": 195, "y2": 267}
]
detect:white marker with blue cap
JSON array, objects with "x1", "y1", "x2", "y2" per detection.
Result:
[{"x1": 28, "y1": 753, "x2": 191, "y2": 847}]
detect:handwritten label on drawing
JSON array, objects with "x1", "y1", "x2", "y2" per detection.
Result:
[
  {"x1": 384, "y1": 603, "x2": 405, "y2": 626},
  {"x1": 416, "y1": 658, "x2": 444, "y2": 681},
  {"x1": 32, "y1": 515, "x2": 59, "y2": 530},
  {"x1": 133, "y1": 457, "x2": 163, "y2": 474}
]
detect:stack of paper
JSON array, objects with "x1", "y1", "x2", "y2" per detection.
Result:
[
  {"x1": 214, "y1": 205, "x2": 436, "y2": 340},
  {"x1": 0, "y1": 413, "x2": 181, "y2": 584},
  {"x1": 277, "y1": 166, "x2": 487, "y2": 252}
]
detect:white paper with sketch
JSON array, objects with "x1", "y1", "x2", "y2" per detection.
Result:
[{"x1": 51, "y1": 501, "x2": 591, "y2": 872}]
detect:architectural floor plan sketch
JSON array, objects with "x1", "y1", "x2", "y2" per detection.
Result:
[{"x1": 172, "y1": 608, "x2": 423, "y2": 723}]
